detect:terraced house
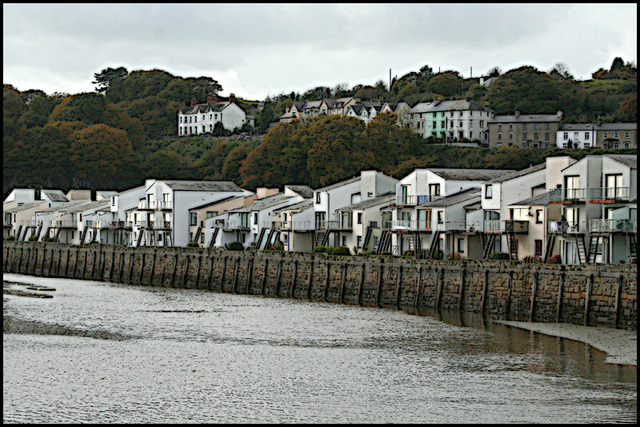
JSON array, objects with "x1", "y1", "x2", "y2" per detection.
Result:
[
  {"x1": 488, "y1": 110, "x2": 563, "y2": 148},
  {"x1": 410, "y1": 99, "x2": 493, "y2": 143}
]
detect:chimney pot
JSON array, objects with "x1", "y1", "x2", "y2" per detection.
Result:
[{"x1": 190, "y1": 97, "x2": 197, "y2": 107}]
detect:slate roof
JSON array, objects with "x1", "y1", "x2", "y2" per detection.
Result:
[
  {"x1": 411, "y1": 99, "x2": 493, "y2": 114},
  {"x1": 490, "y1": 113, "x2": 562, "y2": 123},
  {"x1": 61, "y1": 200, "x2": 109, "y2": 214},
  {"x1": 34, "y1": 200, "x2": 90, "y2": 214},
  {"x1": 162, "y1": 181, "x2": 242, "y2": 192},
  {"x1": 598, "y1": 123, "x2": 636, "y2": 131},
  {"x1": 316, "y1": 176, "x2": 362, "y2": 192},
  {"x1": 188, "y1": 195, "x2": 242, "y2": 211},
  {"x1": 42, "y1": 190, "x2": 68, "y2": 202},
  {"x1": 428, "y1": 168, "x2": 513, "y2": 181},
  {"x1": 273, "y1": 199, "x2": 313, "y2": 213},
  {"x1": 509, "y1": 192, "x2": 551, "y2": 207},
  {"x1": 337, "y1": 194, "x2": 395, "y2": 212},
  {"x1": 417, "y1": 188, "x2": 481, "y2": 208},
  {"x1": 488, "y1": 163, "x2": 546, "y2": 183},
  {"x1": 4, "y1": 201, "x2": 49, "y2": 213},
  {"x1": 229, "y1": 194, "x2": 296, "y2": 213},
  {"x1": 604, "y1": 154, "x2": 637, "y2": 169},
  {"x1": 286, "y1": 185, "x2": 314, "y2": 199}
]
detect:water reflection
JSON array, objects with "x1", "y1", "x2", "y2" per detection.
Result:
[{"x1": 3, "y1": 274, "x2": 637, "y2": 424}]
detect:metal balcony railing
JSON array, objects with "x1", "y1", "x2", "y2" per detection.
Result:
[
  {"x1": 271, "y1": 220, "x2": 315, "y2": 231},
  {"x1": 436, "y1": 220, "x2": 482, "y2": 232},
  {"x1": 589, "y1": 219, "x2": 636, "y2": 233},
  {"x1": 20, "y1": 220, "x2": 36, "y2": 226},
  {"x1": 138, "y1": 200, "x2": 173, "y2": 210},
  {"x1": 53, "y1": 219, "x2": 77, "y2": 228},
  {"x1": 213, "y1": 220, "x2": 249, "y2": 230},
  {"x1": 504, "y1": 220, "x2": 529, "y2": 234},
  {"x1": 316, "y1": 220, "x2": 339, "y2": 230},
  {"x1": 395, "y1": 194, "x2": 441, "y2": 206},
  {"x1": 588, "y1": 187, "x2": 631, "y2": 202},
  {"x1": 548, "y1": 220, "x2": 585, "y2": 234},
  {"x1": 548, "y1": 188, "x2": 588, "y2": 203},
  {"x1": 139, "y1": 220, "x2": 171, "y2": 229},
  {"x1": 484, "y1": 220, "x2": 503, "y2": 233}
]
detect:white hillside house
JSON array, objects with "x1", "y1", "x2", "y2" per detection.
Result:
[{"x1": 178, "y1": 94, "x2": 248, "y2": 136}]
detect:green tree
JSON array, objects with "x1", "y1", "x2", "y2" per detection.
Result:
[{"x1": 92, "y1": 66, "x2": 129, "y2": 93}]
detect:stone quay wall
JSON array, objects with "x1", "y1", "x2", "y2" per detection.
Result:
[{"x1": 3, "y1": 241, "x2": 637, "y2": 330}]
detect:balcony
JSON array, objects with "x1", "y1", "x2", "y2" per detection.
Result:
[
  {"x1": 316, "y1": 220, "x2": 339, "y2": 230},
  {"x1": 483, "y1": 220, "x2": 503, "y2": 234},
  {"x1": 272, "y1": 220, "x2": 315, "y2": 231},
  {"x1": 53, "y1": 219, "x2": 77, "y2": 228},
  {"x1": 394, "y1": 194, "x2": 441, "y2": 206},
  {"x1": 138, "y1": 200, "x2": 173, "y2": 210},
  {"x1": 436, "y1": 220, "x2": 481, "y2": 232},
  {"x1": 139, "y1": 220, "x2": 171, "y2": 230},
  {"x1": 589, "y1": 219, "x2": 637, "y2": 233},
  {"x1": 19, "y1": 220, "x2": 36, "y2": 226},
  {"x1": 214, "y1": 220, "x2": 249, "y2": 231},
  {"x1": 588, "y1": 187, "x2": 631, "y2": 203},
  {"x1": 548, "y1": 220, "x2": 585, "y2": 234},
  {"x1": 504, "y1": 220, "x2": 529, "y2": 234},
  {"x1": 548, "y1": 188, "x2": 587, "y2": 204}
]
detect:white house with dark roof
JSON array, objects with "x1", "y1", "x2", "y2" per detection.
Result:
[
  {"x1": 387, "y1": 167, "x2": 512, "y2": 256},
  {"x1": 334, "y1": 193, "x2": 395, "y2": 254},
  {"x1": 214, "y1": 186, "x2": 312, "y2": 249},
  {"x1": 547, "y1": 154, "x2": 637, "y2": 264},
  {"x1": 131, "y1": 179, "x2": 246, "y2": 247},
  {"x1": 313, "y1": 171, "x2": 398, "y2": 248},
  {"x1": 410, "y1": 99, "x2": 493, "y2": 143},
  {"x1": 178, "y1": 94, "x2": 248, "y2": 136},
  {"x1": 3, "y1": 188, "x2": 68, "y2": 211}
]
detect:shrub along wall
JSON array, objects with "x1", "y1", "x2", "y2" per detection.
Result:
[{"x1": 3, "y1": 241, "x2": 637, "y2": 330}]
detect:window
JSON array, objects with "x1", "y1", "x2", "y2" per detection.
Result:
[
  {"x1": 509, "y1": 133, "x2": 513, "y2": 140},
  {"x1": 585, "y1": 132, "x2": 590, "y2": 140},
  {"x1": 534, "y1": 123, "x2": 539, "y2": 130},
  {"x1": 357, "y1": 236, "x2": 362, "y2": 249},
  {"x1": 437, "y1": 211, "x2": 444, "y2": 224},
  {"x1": 194, "y1": 117, "x2": 197, "y2": 123},
  {"x1": 357, "y1": 213, "x2": 362, "y2": 224},
  {"x1": 563, "y1": 132, "x2": 568, "y2": 140},
  {"x1": 428, "y1": 184, "x2": 440, "y2": 198},
  {"x1": 71, "y1": 231, "x2": 75, "y2": 239},
  {"x1": 533, "y1": 132, "x2": 539, "y2": 140},
  {"x1": 522, "y1": 132, "x2": 527, "y2": 140},
  {"x1": 342, "y1": 236, "x2": 347, "y2": 246},
  {"x1": 316, "y1": 193, "x2": 321, "y2": 204},
  {"x1": 485, "y1": 184, "x2": 493, "y2": 199},
  {"x1": 614, "y1": 132, "x2": 619, "y2": 138},
  {"x1": 625, "y1": 132, "x2": 630, "y2": 138},
  {"x1": 511, "y1": 208, "x2": 529, "y2": 221},
  {"x1": 498, "y1": 124, "x2": 502, "y2": 130},
  {"x1": 544, "y1": 133, "x2": 550, "y2": 141},
  {"x1": 190, "y1": 212, "x2": 197, "y2": 226},
  {"x1": 535, "y1": 209, "x2": 543, "y2": 224},
  {"x1": 253, "y1": 212, "x2": 258, "y2": 224},
  {"x1": 603, "y1": 132, "x2": 608, "y2": 138},
  {"x1": 545, "y1": 123, "x2": 550, "y2": 130},
  {"x1": 523, "y1": 124, "x2": 528, "y2": 130},
  {"x1": 457, "y1": 238, "x2": 465, "y2": 253},
  {"x1": 497, "y1": 133, "x2": 502, "y2": 140},
  {"x1": 201, "y1": 233, "x2": 205, "y2": 244},
  {"x1": 535, "y1": 240, "x2": 542, "y2": 256}
]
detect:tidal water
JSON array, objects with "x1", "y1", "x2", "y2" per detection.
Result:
[{"x1": 3, "y1": 273, "x2": 637, "y2": 424}]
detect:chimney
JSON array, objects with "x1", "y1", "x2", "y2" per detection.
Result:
[
  {"x1": 514, "y1": 110, "x2": 520, "y2": 118},
  {"x1": 207, "y1": 95, "x2": 218, "y2": 105},
  {"x1": 229, "y1": 93, "x2": 236, "y2": 102},
  {"x1": 190, "y1": 97, "x2": 198, "y2": 107}
]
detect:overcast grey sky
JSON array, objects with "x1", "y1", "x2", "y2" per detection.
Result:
[{"x1": 3, "y1": 3, "x2": 637, "y2": 100}]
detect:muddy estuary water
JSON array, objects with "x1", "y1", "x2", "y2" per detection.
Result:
[{"x1": 3, "y1": 273, "x2": 637, "y2": 424}]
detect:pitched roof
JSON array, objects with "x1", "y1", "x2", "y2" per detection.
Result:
[
  {"x1": 188, "y1": 195, "x2": 242, "y2": 211},
  {"x1": 604, "y1": 154, "x2": 637, "y2": 169},
  {"x1": 509, "y1": 192, "x2": 551, "y2": 207},
  {"x1": 337, "y1": 193, "x2": 395, "y2": 212},
  {"x1": 273, "y1": 199, "x2": 313, "y2": 213},
  {"x1": 42, "y1": 189, "x2": 68, "y2": 202},
  {"x1": 418, "y1": 188, "x2": 481, "y2": 208},
  {"x1": 4, "y1": 201, "x2": 49, "y2": 213},
  {"x1": 316, "y1": 176, "x2": 362, "y2": 192},
  {"x1": 490, "y1": 113, "x2": 562, "y2": 123},
  {"x1": 428, "y1": 168, "x2": 513, "y2": 181},
  {"x1": 488, "y1": 163, "x2": 546, "y2": 183},
  {"x1": 411, "y1": 99, "x2": 492, "y2": 114},
  {"x1": 35, "y1": 200, "x2": 90, "y2": 213},
  {"x1": 285, "y1": 185, "x2": 314, "y2": 199},
  {"x1": 162, "y1": 181, "x2": 242, "y2": 192},
  {"x1": 61, "y1": 200, "x2": 109, "y2": 214},
  {"x1": 229, "y1": 194, "x2": 296, "y2": 213}
]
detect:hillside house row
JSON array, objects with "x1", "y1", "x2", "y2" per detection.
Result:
[{"x1": 5, "y1": 154, "x2": 636, "y2": 265}]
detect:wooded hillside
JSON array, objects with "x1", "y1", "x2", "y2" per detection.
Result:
[{"x1": 3, "y1": 60, "x2": 636, "y2": 196}]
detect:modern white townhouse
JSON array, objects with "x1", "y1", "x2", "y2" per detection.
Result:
[
  {"x1": 334, "y1": 193, "x2": 395, "y2": 254},
  {"x1": 214, "y1": 186, "x2": 313, "y2": 249},
  {"x1": 470, "y1": 163, "x2": 548, "y2": 260},
  {"x1": 46, "y1": 201, "x2": 108, "y2": 245},
  {"x1": 3, "y1": 201, "x2": 49, "y2": 240},
  {"x1": 189, "y1": 194, "x2": 253, "y2": 248},
  {"x1": 272, "y1": 199, "x2": 315, "y2": 252},
  {"x1": 131, "y1": 179, "x2": 246, "y2": 247},
  {"x1": 178, "y1": 94, "x2": 249, "y2": 136},
  {"x1": 415, "y1": 188, "x2": 482, "y2": 259},
  {"x1": 92, "y1": 185, "x2": 147, "y2": 246},
  {"x1": 313, "y1": 171, "x2": 398, "y2": 249},
  {"x1": 3, "y1": 188, "x2": 68, "y2": 212},
  {"x1": 387, "y1": 168, "x2": 512, "y2": 256},
  {"x1": 547, "y1": 154, "x2": 637, "y2": 264},
  {"x1": 410, "y1": 99, "x2": 493, "y2": 143}
]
